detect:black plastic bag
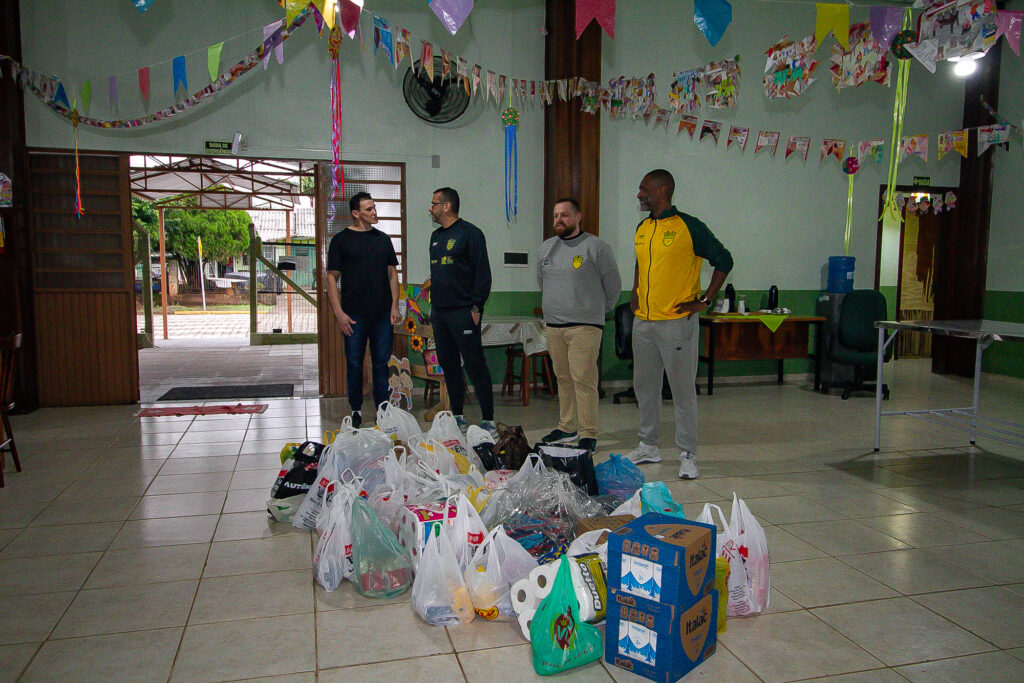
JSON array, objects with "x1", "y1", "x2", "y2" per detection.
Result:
[
  {"x1": 269, "y1": 441, "x2": 325, "y2": 500},
  {"x1": 535, "y1": 443, "x2": 599, "y2": 495}
]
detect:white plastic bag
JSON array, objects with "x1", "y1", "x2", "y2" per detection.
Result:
[
  {"x1": 465, "y1": 424, "x2": 496, "y2": 448},
  {"x1": 312, "y1": 484, "x2": 356, "y2": 591},
  {"x1": 697, "y1": 495, "x2": 770, "y2": 616},
  {"x1": 464, "y1": 527, "x2": 539, "y2": 621},
  {"x1": 610, "y1": 489, "x2": 642, "y2": 517},
  {"x1": 292, "y1": 446, "x2": 346, "y2": 530},
  {"x1": 411, "y1": 526, "x2": 475, "y2": 625},
  {"x1": 408, "y1": 437, "x2": 460, "y2": 476},
  {"x1": 427, "y1": 411, "x2": 470, "y2": 457},
  {"x1": 331, "y1": 421, "x2": 393, "y2": 473},
  {"x1": 445, "y1": 493, "x2": 488, "y2": 571},
  {"x1": 567, "y1": 528, "x2": 611, "y2": 565},
  {"x1": 376, "y1": 401, "x2": 422, "y2": 444}
]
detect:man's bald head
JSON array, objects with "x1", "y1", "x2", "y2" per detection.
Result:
[{"x1": 643, "y1": 169, "x2": 675, "y2": 199}]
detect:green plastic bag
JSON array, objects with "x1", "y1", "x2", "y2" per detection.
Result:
[
  {"x1": 640, "y1": 481, "x2": 686, "y2": 519},
  {"x1": 350, "y1": 497, "x2": 414, "y2": 598},
  {"x1": 530, "y1": 553, "x2": 603, "y2": 675}
]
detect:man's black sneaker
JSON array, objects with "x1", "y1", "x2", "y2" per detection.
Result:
[
  {"x1": 351, "y1": 411, "x2": 362, "y2": 429},
  {"x1": 577, "y1": 438, "x2": 597, "y2": 453},
  {"x1": 541, "y1": 428, "x2": 578, "y2": 444}
]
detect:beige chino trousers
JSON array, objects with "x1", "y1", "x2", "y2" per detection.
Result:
[{"x1": 545, "y1": 325, "x2": 603, "y2": 439}]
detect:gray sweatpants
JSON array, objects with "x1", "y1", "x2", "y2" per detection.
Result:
[{"x1": 633, "y1": 315, "x2": 699, "y2": 454}]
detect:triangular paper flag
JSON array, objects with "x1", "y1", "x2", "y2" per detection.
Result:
[
  {"x1": 108, "y1": 76, "x2": 118, "y2": 108},
  {"x1": 311, "y1": 4, "x2": 324, "y2": 35},
  {"x1": 869, "y1": 6, "x2": 902, "y2": 52},
  {"x1": 422, "y1": 42, "x2": 434, "y2": 81},
  {"x1": 207, "y1": 43, "x2": 223, "y2": 83},
  {"x1": 816, "y1": 4, "x2": 849, "y2": 49},
  {"x1": 322, "y1": 0, "x2": 336, "y2": 30},
  {"x1": 172, "y1": 55, "x2": 187, "y2": 96},
  {"x1": 431, "y1": 0, "x2": 475, "y2": 36},
  {"x1": 263, "y1": 21, "x2": 284, "y2": 69},
  {"x1": 340, "y1": 0, "x2": 363, "y2": 38},
  {"x1": 285, "y1": 0, "x2": 307, "y2": 26},
  {"x1": 576, "y1": 0, "x2": 615, "y2": 39},
  {"x1": 693, "y1": 0, "x2": 732, "y2": 47},
  {"x1": 995, "y1": 10, "x2": 1023, "y2": 55},
  {"x1": 138, "y1": 67, "x2": 150, "y2": 102},
  {"x1": 80, "y1": 81, "x2": 91, "y2": 114},
  {"x1": 53, "y1": 81, "x2": 70, "y2": 108}
]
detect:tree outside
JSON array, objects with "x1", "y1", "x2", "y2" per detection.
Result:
[{"x1": 132, "y1": 195, "x2": 250, "y2": 265}]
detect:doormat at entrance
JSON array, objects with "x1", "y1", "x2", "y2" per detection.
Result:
[
  {"x1": 156, "y1": 384, "x2": 294, "y2": 401},
  {"x1": 135, "y1": 403, "x2": 269, "y2": 418}
]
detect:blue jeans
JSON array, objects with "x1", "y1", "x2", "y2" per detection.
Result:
[{"x1": 344, "y1": 312, "x2": 393, "y2": 413}]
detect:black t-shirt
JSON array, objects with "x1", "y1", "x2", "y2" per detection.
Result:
[{"x1": 326, "y1": 227, "x2": 398, "y2": 316}]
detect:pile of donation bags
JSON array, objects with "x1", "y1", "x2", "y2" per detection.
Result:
[{"x1": 267, "y1": 402, "x2": 771, "y2": 679}]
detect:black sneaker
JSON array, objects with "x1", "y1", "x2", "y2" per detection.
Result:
[
  {"x1": 351, "y1": 411, "x2": 362, "y2": 429},
  {"x1": 541, "y1": 428, "x2": 578, "y2": 444},
  {"x1": 578, "y1": 437, "x2": 597, "y2": 453}
]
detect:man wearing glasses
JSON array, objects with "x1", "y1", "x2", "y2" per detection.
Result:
[{"x1": 427, "y1": 187, "x2": 497, "y2": 434}]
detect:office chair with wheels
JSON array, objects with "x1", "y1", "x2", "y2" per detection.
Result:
[
  {"x1": 611, "y1": 303, "x2": 677, "y2": 403},
  {"x1": 1, "y1": 334, "x2": 23, "y2": 487},
  {"x1": 829, "y1": 289, "x2": 892, "y2": 400}
]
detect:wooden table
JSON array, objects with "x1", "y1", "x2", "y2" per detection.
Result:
[{"x1": 699, "y1": 314, "x2": 825, "y2": 395}]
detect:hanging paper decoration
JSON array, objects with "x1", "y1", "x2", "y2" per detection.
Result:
[
  {"x1": 995, "y1": 11, "x2": 1022, "y2": 55},
  {"x1": 652, "y1": 107, "x2": 672, "y2": 130},
  {"x1": 80, "y1": 81, "x2": 91, "y2": 114},
  {"x1": 373, "y1": 16, "x2": 395, "y2": 66},
  {"x1": 472, "y1": 65, "x2": 481, "y2": 95},
  {"x1": 502, "y1": 106, "x2": 519, "y2": 223},
  {"x1": 311, "y1": 4, "x2": 325, "y2": 35},
  {"x1": 869, "y1": 6, "x2": 903, "y2": 52},
  {"x1": 208, "y1": 43, "x2": 223, "y2": 83},
  {"x1": 727, "y1": 125, "x2": 749, "y2": 151},
  {"x1": 52, "y1": 80, "x2": 70, "y2": 109},
  {"x1": 172, "y1": 55, "x2": 187, "y2": 97},
  {"x1": 821, "y1": 138, "x2": 847, "y2": 162},
  {"x1": 944, "y1": 191, "x2": 957, "y2": 211},
  {"x1": 937, "y1": 130, "x2": 968, "y2": 160},
  {"x1": 137, "y1": 66, "x2": 150, "y2": 103},
  {"x1": 900, "y1": 136, "x2": 929, "y2": 163},
  {"x1": 815, "y1": 3, "x2": 850, "y2": 49},
  {"x1": 857, "y1": 139, "x2": 885, "y2": 164},
  {"x1": 557, "y1": 79, "x2": 569, "y2": 101},
  {"x1": 133, "y1": 0, "x2": 155, "y2": 12},
  {"x1": 285, "y1": 0, "x2": 307, "y2": 26},
  {"x1": 486, "y1": 70, "x2": 497, "y2": 102},
  {"x1": 395, "y1": 29, "x2": 411, "y2": 68},
  {"x1": 0, "y1": 173, "x2": 11, "y2": 208},
  {"x1": 786, "y1": 136, "x2": 811, "y2": 161},
  {"x1": 263, "y1": 21, "x2": 285, "y2": 70},
  {"x1": 421, "y1": 41, "x2": 434, "y2": 81},
  {"x1": 881, "y1": 11, "x2": 914, "y2": 222},
  {"x1": 328, "y1": 25, "x2": 344, "y2": 221},
  {"x1": 754, "y1": 131, "x2": 780, "y2": 156},
  {"x1": 917, "y1": 0, "x2": 998, "y2": 62},
  {"x1": 668, "y1": 68, "x2": 703, "y2": 114},
  {"x1": 841, "y1": 155, "x2": 860, "y2": 256},
  {"x1": 678, "y1": 115, "x2": 698, "y2": 139},
  {"x1": 763, "y1": 35, "x2": 817, "y2": 99},
  {"x1": 693, "y1": 0, "x2": 732, "y2": 47},
  {"x1": 700, "y1": 120, "x2": 722, "y2": 145},
  {"x1": 580, "y1": 81, "x2": 601, "y2": 114},
  {"x1": 431, "y1": 0, "x2": 475, "y2": 36},
  {"x1": 108, "y1": 76, "x2": 117, "y2": 108},
  {"x1": 340, "y1": 1, "x2": 363, "y2": 38},
  {"x1": 575, "y1": 0, "x2": 616, "y2": 39},
  {"x1": 440, "y1": 49, "x2": 452, "y2": 78},
  {"x1": 977, "y1": 124, "x2": 1010, "y2": 154},
  {"x1": 457, "y1": 58, "x2": 470, "y2": 95},
  {"x1": 702, "y1": 57, "x2": 739, "y2": 109},
  {"x1": 830, "y1": 22, "x2": 891, "y2": 91},
  {"x1": 71, "y1": 109, "x2": 83, "y2": 218},
  {"x1": 498, "y1": 75, "x2": 507, "y2": 103}
]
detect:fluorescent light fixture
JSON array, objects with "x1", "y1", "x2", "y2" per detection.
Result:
[{"x1": 953, "y1": 58, "x2": 978, "y2": 76}]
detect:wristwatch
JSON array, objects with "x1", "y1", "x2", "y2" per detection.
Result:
[{"x1": 470, "y1": 305, "x2": 481, "y2": 314}]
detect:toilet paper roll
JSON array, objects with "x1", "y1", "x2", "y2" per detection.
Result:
[
  {"x1": 510, "y1": 578, "x2": 538, "y2": 616},
  {"x1": 529, "y1": 560, "x2": 560, "y2": 601},
  {"x1": 517, "y1": 608, "x2": 535, "y2": 640}
]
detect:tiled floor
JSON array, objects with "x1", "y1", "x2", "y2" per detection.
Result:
[{"x1": 2, "y1": 359, "x2": 1024, "y2": 682}]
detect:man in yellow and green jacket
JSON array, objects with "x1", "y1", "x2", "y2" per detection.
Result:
[{"x1": 626, "y1": 169, "x2": 733, "y2": 479}]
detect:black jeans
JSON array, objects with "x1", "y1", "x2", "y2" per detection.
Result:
[
  {"x1": 431, "y1": 306, "x2": 494, "y2": 421},
  {"x1": 343, "y1": 311, "x2": 393, "y2": 413}
]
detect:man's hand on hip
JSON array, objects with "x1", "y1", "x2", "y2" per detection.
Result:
[
  {"x1": 335, "y1": 310, "x2": 355, "y2": 336},
  {"x1": 673, "y1": 298, "x2": 709, "y2": 319}
]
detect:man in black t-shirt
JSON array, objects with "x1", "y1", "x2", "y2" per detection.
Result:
[{"x1": 326, "y1": 192, "x2": 401, "y2": 427}]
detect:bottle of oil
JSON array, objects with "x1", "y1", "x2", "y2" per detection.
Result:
[
  {"x1": 768, "y1": 285, "x2": 779, "y2": 310},
  {"x1": 724, "y1": 284, "x2": 736, "y2": 313}
]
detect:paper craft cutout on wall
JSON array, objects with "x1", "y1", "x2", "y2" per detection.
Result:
[
  {"x1": 820, "y1": 138, "x2": 846, "y2": 162},
  {"x1": 678, "y1": 115, "x2": 698, "y2": 139},
  {"x1": 607, "y1": 74, "x2": 657, "y2": 120},
  {"x1": 763, "y1": 35, "x2": 817, "y2": 100},
  {"x1": 977, "y1": 124, "x2": 1010, "y2": 154},
  {"x1": 387, "y1": 355, "x2": 414, "y2": 410},
  {"x1": 899, "y1": 134, "x2": 929, "y2": 162},
  {"x1": 0, "y1": 173, "x2": 12, "y2": 208},
  {"x1": 917, "y1": 0, "x2": 998, "y2": 62},
  {"x1": 700, "y1": 120, "x2": 722, "y2": 144},
  {"x1": 754, "y1": 131, "x2": 780, "y2": 156},
  {"x1": 702, "y1": 57, "x2": 739, "y2": 109},
  {"x1": 786, "y1": 136, "x2": 810, "y2": 161},
  {"x1": 937, "y1": 129, "x2": 968, "y2": 159},
  {"x1": 857, "y1": 139, "x2": 885, "y2": 164},
  {"x1": 669, "y1": 68, "x2": 703, "y2": 114},
  {"x1": 830, "y1": 22, "x2": 892, "y2": 90},
  {"x1": 727, "y1": 125, "x2": 749, "y2": 151}
]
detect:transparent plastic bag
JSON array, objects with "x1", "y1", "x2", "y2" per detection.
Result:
[
  {"x1": 483, "y1": 469, "x2": 603, "y2": 533},
  {"x1": 464, "y1": 527, "x2": 538, "y2": 621},
  {"x1": 349, "y1": 497, "x2": 413, "y2": 598},
  {"x1": 412, "y1": 525, "x2": 475, "y2": 625}
]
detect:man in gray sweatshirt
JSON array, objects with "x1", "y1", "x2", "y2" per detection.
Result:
[{"x1": 537, "y1": 198, "x2": 622, "y2": 452}]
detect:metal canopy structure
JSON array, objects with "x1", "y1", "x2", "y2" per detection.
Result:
[{"x1": 129, "y1": 155, "x2": 316, "y2": 211}]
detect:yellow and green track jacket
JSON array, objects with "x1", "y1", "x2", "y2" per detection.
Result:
[{"x1": 633, "y1": 207, "x2": 733, "y2": 321}]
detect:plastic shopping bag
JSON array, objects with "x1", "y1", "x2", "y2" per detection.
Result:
[
  {"x1": 312, "y1": 484, "x2": 355, "y2": 591},
  {"x1": 640, "y1": 481, "x2": 686, "y2": 519},
  {"x1": 412, "y1": 526, "x2": 475, "y2": 625},
  {"x1": 529, "y1": 554, "x2": 603, "y2": 675},
  {"x1": 595, "y1": 453, "x2": 645, "y2": 502},
  {"x1": 292, "y1": 444, "x2": 347, "y2": 530},
  {"x1": 446, "y1": 494, "x2": 488, "y2": 571},
  {"x1": 427, "y1": 411, "x2": 470, "y2": 457},
  {"x1": 697, "y1": 495, "x2": 770, "y2": 616},
  {"x1": 268, "y1": 440, "x2": 326, "y2": 522},
  {"x1": 464, "y1": 527, "x2": 538, "y2": 621},
  {"x1": 349, "y1": 497, "x2": 413, "y2": 598},
  {"x1": 376, "y1": 401, "x2": 422, "y2": 444}
]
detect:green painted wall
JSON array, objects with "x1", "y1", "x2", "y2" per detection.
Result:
[{"x1": 982, "y1": 291, "x2": 1024, "y2": 378}]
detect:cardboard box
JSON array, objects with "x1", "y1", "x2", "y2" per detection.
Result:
[
  {"x1": 605, "y1": 588, "x2": 718, "y2": 683},
  {"x1": 606, "y1": 513, "x2": 716, "y2": 606},
  {"x1": 576, "y1": 514, "x2": 636, "y2": 543}
]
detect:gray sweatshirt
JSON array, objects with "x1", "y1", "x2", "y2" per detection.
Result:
[{"x1": 537, "y1": 231, "x2": 622, "y2": 326}]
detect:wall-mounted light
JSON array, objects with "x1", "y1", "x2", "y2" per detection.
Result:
[{"x1": 950, "y1": 52, "x2": 983, "y2": 77}]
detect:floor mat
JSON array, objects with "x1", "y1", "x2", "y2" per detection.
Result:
[
  {"x1": 135, "y1": 404, "x2": 269, "y2": 417},
  {"x1": 156, "y1": 384, "x2": 294, "y2": 401}
]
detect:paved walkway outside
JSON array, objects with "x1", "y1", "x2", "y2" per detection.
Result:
[{"x1": 137, "y1": 307, "x2": 317, "y2": 338}]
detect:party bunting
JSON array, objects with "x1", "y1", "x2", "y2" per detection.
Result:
[
  {"x1": 472, "y1": 64, "x2": 481, "y2": 95},
  {"x1": 322, "y1": 0, "x2": 336, "y2": 31},
  {"x1": 727, "y1": 125, "x2": 749, "y2": 151},
  {"x1": 869, "y1": 6, "x2": 903, "y2": 52},
  {"x1": 108, "y1": 75, "x2": 117, "y2": 108},
  {"x1": 498, "y1": 75, "x2": 507, "y2": 103},
  {"x1": 653, "y1": 107, "x2": 672, "y2": 130},
  {"x1": 575, "y1": 0, "x2": 616, "y2": 39},
  {"x1": 80, "y1": 81, "x2": 91, "y2": 114},
  {"x1": 678, "y1": 115, "x2": 698, "y2": 139},
  {"x1": 263, "y1": 21, "x2": 284, "y2": 69},
  {"x1": 172, "y1": 55, "x2": 187, "y2": 97},
  {"x1": 395, "y1": 28, "x2": 411, "y2": 68},
  {"x1": 703, "y1": 57, "x2": 739, "y2": 109},
  {"x1": 918, "y1": 0, "x2": 998, "y2": 62},
  {"x1": 821, "y1": 138, "x2": 846, "y2": 162},
  {"x1": 937, "y1": 129, "x2": 968, "y2": 160},
  {"x1": 669, "y1": 68, "x2": 703, "y2": 114},
  {"x1": 421, "y1": 41, "x2": 434, "y2": 81},
  {"x1": 786, "y1": 136, "x2": 810, "y2": 161},
  {"x1": 486, "y1": 70, "x2": 496, "y2": 102},
  {"x1": 53, "y1": 81, "x2": 70, "y2": 109},
  {"x1": 440, "y1": 49, "x2": 451, "y2": 78},
  {"x1": 458, "y1": 58, "x2": 470, "y2": 95},
  {"x1": 693, "y1": 0, "x2": 732, "y2": 47},
  {"x1": 311, "y1": 4, "x2": 324, "y2": 35},
  {"x1": 700, "y1": 120, "x2": 722, "y2": 145},
  {"x1": 899, "y1": 134, "x2": 928, "y2": 162},
  {"x1": 830, "y1": 22, "x2": 891, "y2": 90},
  {"x1": 285, "y1": 0, "x2": 307, "y2": 26},
  {"x1": 754, "y1": 130, "x2": 780, "y2": 156},
  {"x1": 431, "y1": 0, "x2": 475, "y2": 36},
  {"x1": 138, "y1": 66, "x2": 150, "y2": 102},
  {"x1": 977, "y1": 124, "x2": 1010, "y2": 154},
  {"x1": 340, "y1": 1, "x2": 363, "y2": 38},
  {"x1": 815, "y1": 3, "x2": 850, "y2": 49},
  {"x1": 995, "y1": 10, "x2": 1023, "y2": 55},
  {"x1": 208, "y1": 43, "x2": 223, "y2": 83},
  {"x1": 857, "y1": 139, "x2": 885, "y2": 164},
  {"x1": 763, "y1": 35, "x2": 817, "y2": 99},
  {"x1": 373, "y1": 16, "x2": 394, "y2": 66},
  {"x1": 133, "y1": 0, "x2": 155, "y2": 12}
]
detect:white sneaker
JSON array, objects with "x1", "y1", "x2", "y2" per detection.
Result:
[
  {"x1": 678, "y1": 451, "x2": 699, "y2": 479},
  {"x1": 627, "y1": 443, "x2": 661, "y2": 465}
]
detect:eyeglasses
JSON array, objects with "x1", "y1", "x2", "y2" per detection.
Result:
[{"x1": 429, "y1": 201, "x2": 448, "y2": 207}]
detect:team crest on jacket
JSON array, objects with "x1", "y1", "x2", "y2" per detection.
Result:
[
  {"x1": 572, "y1": 255, "x2": 583, "y2": 270},
  {"x1": 663, "y1": 230, "x2": 676, "y2": 246},
  {"x1": 446, "y1": 238, "x2": 456, "y2": 251}
]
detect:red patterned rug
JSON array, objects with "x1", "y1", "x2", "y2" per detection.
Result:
[{"x1": 135, "y1": 403, "x2": 268, "y2": 418}]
